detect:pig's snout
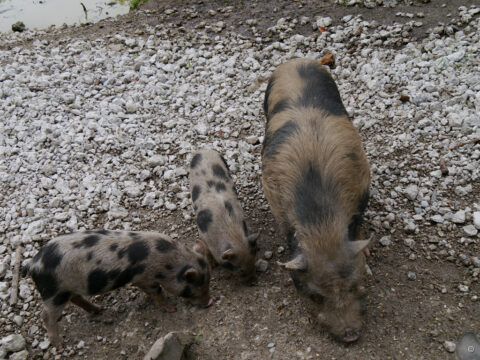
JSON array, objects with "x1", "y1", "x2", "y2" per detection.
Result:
[
  {"x1": 201, "y1": 297, "x2": 214, "y2": 308},
  {"x1": 342, "y1": 329, "x2": 360, "y2": 343}
]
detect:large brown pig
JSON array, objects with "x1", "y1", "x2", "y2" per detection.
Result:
[{"x1": 262, "y1": 58, "x2": 371, "y2": 343}]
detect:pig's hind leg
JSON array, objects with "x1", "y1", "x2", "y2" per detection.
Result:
[
  {"x1": 41, "y1": 293, "x2": 72, "y2": 347},
  {"x1": 71, "y1": 294, "x2": 102, "y2": 314}
]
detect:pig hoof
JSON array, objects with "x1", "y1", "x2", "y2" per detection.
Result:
[
  {"x1": 204, "y1": 298, "x2": 214, "y2": 308},
  {"x1": 342, "y1": 330, "x2": 360, "y2": 343}
]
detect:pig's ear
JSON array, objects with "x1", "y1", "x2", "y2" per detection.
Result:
[
  {"x1": 277, "y1": 253, "x2": 307, "y2": 271},
  {"x1": 193, "y1": 240, "x2": 207, "y2": 256},
  {"x1": 184, "y1": 268, "x2": 199, "y2": 283},
  {"x1": 349, "y1": 238, "x2": 371, "y2": 255},
  {"x1": 247, "y1": 233, "x2": 259, "y2": 249},
  {"x1": 221, "y1": 249, "x2": 235, "y2": 261}
]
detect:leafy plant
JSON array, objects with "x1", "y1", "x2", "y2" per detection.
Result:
[{"x1": 130, "y1": 0, "x2": 148, "y2": 10}]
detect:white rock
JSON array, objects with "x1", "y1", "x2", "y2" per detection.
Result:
[
  {"x1": 18, "y1": 284, "x2": 31, "y2": 299},
  {"x1": 125, "y1": 102, "x2": 137, "y2": 114},
  {"x1": 9, "y1": 350, "x2": 29, "y2": 360},
  {"x1": 473, "y1": 211, "x2": 480, "y2": 230},
  {"x1": 443, "y1": 340, "x2": 456, "y2": 353},
  {"x1": 404, "y1": 184, "x2": 419, "y2": 201},
  {"x1": 245, "y1": 135, "x2": 259, "y2": 145},
  {"x1": 255, "y1": 259, "x2": 268, "y2": 272},
  {"x1": 148, "y1": 155, "x2": 167, "y2": 167},
  {"x1": 38, "y1": 339, "x2": 50, "y2": 350},
  {"x1": 13, "y1": 316, "x2": 23, "y2": 326},
  {"x1": 194, "y1": 122, "x2": 209, "y2": 135},
  {"x1": 458, "y1": 284, "x2": 469, "y2": 292},
  {"x1": 142, "y1": 192, "x2": 156, "y2": 207},
  {"x1": 143, "y1": 332, "x2": 191, "y2": 360},
  {"x1": 451, "y1": 210, "x2": 466, "y2": 224},
  {"x1": 165, "y1": 202, "x2": 177, "y2": 211},
  {"x1": 430, "y1": 215, "x2": 444, "y2": 224},
  {"x1": 108, "y1": 207, "x2": 128, "y2": 219},
  {"x1": 125, "y1": 185, "x2": 142, "y2": 198},
  {"x1": 463, "y1": 225, "x2": 478, "y2": 237},
  {"x1": 315, "y1": 16, "x2": 332, "y2": 28},
  {"x1": 1, "y1": 334, "x2": 26, "y2": 352},
  {"x1": 379, "y1": 236, "x2": 391, "y2": 246}
]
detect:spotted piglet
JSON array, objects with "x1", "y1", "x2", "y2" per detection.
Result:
[
  {"x1": 25, "y1": 230, "x2": 212, "y2": 345},
  {"x1": 189, "y1": 149, "x2": 259, "y2": 284}
]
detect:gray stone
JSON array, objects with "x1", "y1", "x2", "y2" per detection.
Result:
[
  {"x1": 443, "y1": 341, "x2": 456, "y2": 353},
  {"x1": 315, "y1": 16, "x2": 332, "y2": 29},
  {"x1": 473, "y1": 211, "x2": 480, "y2": 230},
  {"x1": 255, "y1": 259, "x2": 268, "y2": 272},
  {"x1": 148, "y1": 155, "x2": 167, "y2": 167},
  {"x1": 451, "y1": 210, "x2": 466, "y2": 224},
  {"x1": 8, "y1": 350, "x2": 29, "y2": 360},
  {"x1": 430, "y1": 215, "x2": 444, "y2": 223},
  {"x1": 404, "y1": 184, "x2": 419, "y2": 201},
  {"x1": 143, "y1": 332, "x2": 192, "y2": 360},
  {"x1": 264, "y1": 251, "x2": 273, "y2": 260},
  {"x1": 463, "y1": 225, "x2": 478, "y2": 237},
  {"x1": 379, "y1": 236, "x2": 392, "y2": 246},
  {"x1": 0, "y1": 334, "x2": 26, "y2": 353},
  {"x1": 407, "y1": 272, "x2": 416, "y2": 280}
]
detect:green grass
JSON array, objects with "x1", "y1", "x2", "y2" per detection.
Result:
[{"x1": 130, "y1": 0, "x2": 147, "y2": 10}]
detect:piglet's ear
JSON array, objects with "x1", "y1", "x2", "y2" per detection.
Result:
[
  {"x1": 277, "y1": 253, "x2": 307, "y2": 271},
  {"x1": 193, "y1": 240, "x2": 207, "y2": 256},
  {"x1": 184, "y1": 268, "x2": 198, "y2": 283},
  {"x1": 221, "y1": 249, "x2": 235, "y2": 261},
  {"x1": 247, "y1": 233, "x2": 259, "y2": 248},
  {"x1": 350, "y1": 237, "x2": 371, "y2": 256}
]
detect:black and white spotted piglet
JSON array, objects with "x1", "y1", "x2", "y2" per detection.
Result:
[
  {"x1": 189, "y1": 149, "x2": 259, "y2": 283},
  {"x1": 24, "y1": 230, "x2": 212, "y2": 345}
]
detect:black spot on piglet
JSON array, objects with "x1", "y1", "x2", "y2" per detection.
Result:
[
  {"x1": 127, "y1": 241, "x2": 149, "y2": 265},
  {"x1": 88, "y1": 269, "x2": 109, "y2": 294},
  {"x1": 192, "y1": 185, "x2": 201, "y2": 202},
  {"x1": 156, "y1": 238, "x2": 175, "y2": 252},
  {"x1": 212, "y1": 164, "x2": 229, "y2": 181},
  {"x1": 112, "y1": 265, "x2": 145, "y2": 289},
  {"x1": 30, "y1": 271, "x2": 58, "y2": 300},
  {"x1": 224, "y1": 201, "x2": 233, "y2": 216},
  {"x1": 82, "y1": 235, "x2": 100, "y2": 248},
  {"x1": 191, "y1": 153, "x2": 202, "y2": 169},
  {"x1": 196, "y1": 209, "x2": 213, "y2": 233},
  {"x1": 37, "y1": 243, "x2": 62, "y2": 271},
  {"x1": 215, "y1": 182, "x2": 226, "y2": 192}
]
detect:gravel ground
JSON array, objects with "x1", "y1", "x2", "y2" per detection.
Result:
[{"x1": 1, "y1": 1, "x2": 480, "y2": 359}]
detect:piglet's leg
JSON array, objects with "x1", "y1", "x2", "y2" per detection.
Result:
[
  {"x1": 71, "y1": 295, "x2": 102, "y2": 314},
  {"x1": 41, "y1": 305, "x2": 64, "y2": 347},
  {"x1": 139, "y1": 285, "x2": 177, "y2": 313}
]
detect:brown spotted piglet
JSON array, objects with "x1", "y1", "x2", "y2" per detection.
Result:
[
  {"x1": 262, "y1": 58, "x2": 371, "y2": 343},
  {"x1": 24, "y1": 230, "x2": 212, "y2": 346},
  {"x1": 189, "y1": 149, "x2": 259, "y2": 284}
]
